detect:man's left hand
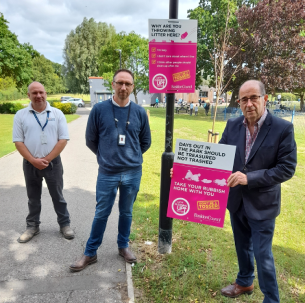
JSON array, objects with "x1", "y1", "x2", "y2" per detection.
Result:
[{"x1": 227, "y1": 171, "x2": 248, "y2": 187}]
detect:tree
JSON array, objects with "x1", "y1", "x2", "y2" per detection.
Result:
[
  {"x1": 63, "y1": 18, "x2": 115, "y2": 93},
  {"x1": 225, "y1": 0, "x2": 305, "y2": 108},
  {"x1": 32, "y1": 55, "x2": 66, "y2": 94},
  {"x1": 98, "y1": 32, "x2": 149, "y2": 104},
  {"x1": 0, "y1": 13, "x2": 33, "y2": 91},
  {"x1": 188, "y1": 0, "x2": 259, "y2": 89}
]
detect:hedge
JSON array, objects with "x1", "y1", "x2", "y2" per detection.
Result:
[
  {"x1": 0, "y1": 101, "x2": 77, "y2": 115},
  {"x1": 0, "y1": 102, "x2": 25, "y2": 114},
  {"x1": 0, "y1": 88, "x2": 27, "y2": 102},
  {"x1": 52, "y1": 102, "x2": 77, "y2": 114}
]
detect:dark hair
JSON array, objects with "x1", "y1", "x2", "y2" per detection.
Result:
[
  {"x1": 239, "y1": 80, "x2": 266, "y2": 97},
  {"x1": 113, "y1": 69, "x2": 134, "y2": 82}
]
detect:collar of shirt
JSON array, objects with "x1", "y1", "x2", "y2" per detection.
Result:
[
  {"x1": 112, "y1": 96, "x2": 130, "y2": 107},
  {"x1": 28, "y1": 101, "x2": 51, "y2": 113},
  {"x1": 242, "y1": 108, "x2": 268, "y2": 130}
]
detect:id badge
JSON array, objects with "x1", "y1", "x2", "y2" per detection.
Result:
[
  {"x1": 41, "y1": 133, "x2": 47, "y2": 145},
  {"x1": 118, "y1": 134, "x2": 126, "y2": 146}
]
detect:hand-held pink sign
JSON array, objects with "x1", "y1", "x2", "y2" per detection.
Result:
[{"x1": 167, "y1": 139, "x2": 236, "y2": 228}]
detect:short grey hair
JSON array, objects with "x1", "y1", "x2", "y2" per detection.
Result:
[{"x1": 239, "y1": 80, "x2": 266, "y2": 97}]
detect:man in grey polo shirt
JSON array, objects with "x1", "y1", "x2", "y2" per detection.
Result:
[{"x1": 13, "y1": 81, "x2": 74, "y2": 243}]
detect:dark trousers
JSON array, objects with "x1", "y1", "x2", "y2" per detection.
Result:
[
  {"x1": 23, "y1": 156, "x2": 70, "y2": 228},
  {"x1": 230, "y1": 204, "x2": 279, "y2": 303}
]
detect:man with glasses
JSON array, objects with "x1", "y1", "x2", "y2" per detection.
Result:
[
  {"x1": 219, "y1": 80, "x2": 297, "y2": 302},
  {"x1": 70, "y1": 69, "x2": 151, "y2": 272}
]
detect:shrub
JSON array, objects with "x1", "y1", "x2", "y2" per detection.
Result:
[
  {"x1": 0, "y1": 102, "x2": 25, "y2": 114},
  {"x1": 280, "y1": 93, "x2": 297, "y2": 101},
  {"x1": 52, "y1": 102, "x2": 77, "y2": 114},
  {"x1": 0, "y1": 88, "x2": 26, "y2": 102}
]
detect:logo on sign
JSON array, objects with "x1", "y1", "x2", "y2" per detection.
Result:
[
  {"x1": 197, "y1": 200, "x2": 220, "y2": 211},
  {"x1": 152, "y1": 74, "x2": 167, "y2": 90},
  {"x1": 172, "y1": 198, "x2": 190, "y2": 216}
]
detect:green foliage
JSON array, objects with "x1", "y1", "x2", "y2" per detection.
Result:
[
  {"x1": 0, "y1": 77, "x2": 15, "y2": 90},
  {"x1": 99, "y1": 31, "x2": 149, "y2": 103},
  {"x1": 0, "y1": 13, "x2": 33, "y2": 92},
  {"x1": 32, "y1": 55, "x2": 67, "y2": 94},
  {"x1": 0, "y1": 102, "x2": 25, "y2": 114},
  {"x1": 188, "y1": 0, "x2": 259, "y2": 88},
  {"x1": 52, "y1": 102, "x2": 77, "y2": 114},
  {"x1": 63, "y1": 17, "x2": 116, "y2": 93},
  {"x1": 0, "y1": 87, "x2": 26, "y2": 102},
  {"x1": 280, "y1": 93, "x2": 298, "y2": 101}
]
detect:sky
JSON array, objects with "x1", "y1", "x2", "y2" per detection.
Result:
[{"x1": 1, "y1": 0, "x2": 199, "y2": 65}]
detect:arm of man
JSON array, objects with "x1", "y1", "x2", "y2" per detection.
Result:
[
  {"x1": 15, "y1": 142, "x2": 49, "y2": 170},
  {"x1": 247, "y1": 123, "x2": 297, "y2": 188},
  {"x1": 219, "y1": 120, "x2": 248, "y2": 188},
  {"x1": 139, "y1": 109, "x2": 151, "y2": 154},
  {"x1": 43, "y1": 139, "x2": 68, "y2": 163},
  {"x1": 85, "y1": 105, "x2": 99, "y2": 155},
  {"x1": 224, "y1": 122, "x2": 297, "y2": 188},
  {"x1": 13, "y1": 111, "x2": 48, "y2": 170}
]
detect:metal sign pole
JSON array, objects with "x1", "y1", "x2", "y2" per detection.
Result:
[{"x1": 158, "y1": 0, "x2": 178, "y2": 254}]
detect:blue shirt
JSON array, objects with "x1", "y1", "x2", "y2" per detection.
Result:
[{"x1": 86, "y1": 99, "x2": 151, "y2": 174}]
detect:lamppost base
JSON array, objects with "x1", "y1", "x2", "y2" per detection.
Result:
[{"x1": 158, "y1": 227, "x2": 172, "y2": 254}]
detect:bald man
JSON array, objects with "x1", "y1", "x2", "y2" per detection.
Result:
[
  {"x1": 219, "y1": 80, "x2": 297, "y2": 302},
  {"x1": 13, "y1": 82, "x2": 74, "y2": 243}
]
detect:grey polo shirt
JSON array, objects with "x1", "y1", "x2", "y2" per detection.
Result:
[{"x1": 13, "y1": 101, "x2": 69, "y2": 158}]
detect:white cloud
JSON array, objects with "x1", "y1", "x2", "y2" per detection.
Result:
[{"x1": 1, "y1": 0, "x2": 199, "y2": 64}]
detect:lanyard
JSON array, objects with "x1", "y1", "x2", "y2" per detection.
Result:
[
  {"x1": 32, "y1": 111, "x2": 50, "y2": 131},
  {"x1": 111, "y1": 102, "x2": 131, "y2": 130}
]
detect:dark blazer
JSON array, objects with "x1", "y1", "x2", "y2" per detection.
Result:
[{"x1": 219, "y1": 111, "x2": 297, "y2": 220}]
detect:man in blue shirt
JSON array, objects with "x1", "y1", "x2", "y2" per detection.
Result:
[
  {"x1": 70, "y1": 69, "x2": 151, "y2": 272},
  {"x1": 190, "y1": 102, "x2": 194, "y2": 116}
]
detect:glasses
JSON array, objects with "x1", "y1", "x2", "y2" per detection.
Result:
[
  {"x1": 238, "y1": 95, "x2": 262, "y2": 104},
  {"x1": 114, "y1": 81, "x2": 133, "y2": 88}
]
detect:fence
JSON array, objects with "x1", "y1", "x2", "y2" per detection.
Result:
[{"x1": 210, "y1": 104, "x2": 305, "y2": 125}]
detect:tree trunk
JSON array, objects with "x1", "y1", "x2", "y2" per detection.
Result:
[
  {"x1": 229, "y1": 87, "x2": 239, "y2": 107},
  {"x1": 301, "y1": 94, "x2": 304, "y2": 111},
  {"x1": 134, "y1": 90, "x2": 138, "y2": 104}
]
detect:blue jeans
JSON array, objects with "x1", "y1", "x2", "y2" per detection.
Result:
[
  {"x1": 84, "y1": 169, "x2": 142, "y2": 257},
  {"x1": 230, "y1": 203, "x2": 279, "y2": 303}
]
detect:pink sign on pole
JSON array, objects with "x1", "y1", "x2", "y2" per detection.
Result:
[
  {"x1": 167, "y1": 139, "x2": 236, "y2": 228},
  {"x1": 148, "y1": 19, "x2": 197, "y2": 93}
]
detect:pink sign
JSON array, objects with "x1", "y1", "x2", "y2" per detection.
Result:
[
  {"x1": 148, "y1": 19, "x2": 197, "y2": 93},
  {"x1": 167, "y1": 139, "x2": 236, "y2": 228}
]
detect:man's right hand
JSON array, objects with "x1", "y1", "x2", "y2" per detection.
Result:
[{"x1": 31, "y1": 158, "x2": 49, "y2": 170}]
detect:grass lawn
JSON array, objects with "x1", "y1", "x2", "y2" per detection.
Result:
[
  {"x1": 132, "y1": 107, "x2": 305, "y2": 303},
  {"x1": 0, "y1": 114, "x2": 80, "y2": 158}
]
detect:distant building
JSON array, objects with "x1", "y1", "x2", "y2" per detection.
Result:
[{"x1": 88, "y1": 77, "x2": 161, "y2": 107}]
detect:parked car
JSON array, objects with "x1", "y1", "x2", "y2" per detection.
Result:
[
  {"x1": 60, "y1": 96, "x2": 72, "y2": 101},
  {"x1": 62, "y1": 98, "x2": 85, "y2": 107}
]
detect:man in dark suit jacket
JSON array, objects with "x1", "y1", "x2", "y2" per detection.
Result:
[{"x1": 219, "y1": 80, "x2": 297, "y2": 303}]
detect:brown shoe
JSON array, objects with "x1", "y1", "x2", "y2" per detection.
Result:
[
  {"x1": 17, "y1": 227, "x2": 40, "y2": 243},
  {"x1": 69, "y1": 254, "x2": 97, "y2": 272},
  {"x1": 221, "y1": 282, "x2": 254, "y2": 298},
  {"x1": 119, "y1": 247, "x2": 137, "y2": 263}
]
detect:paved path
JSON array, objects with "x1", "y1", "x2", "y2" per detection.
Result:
[{"x1": 0, "y1": 108, "x2": 132, "y2": 303}]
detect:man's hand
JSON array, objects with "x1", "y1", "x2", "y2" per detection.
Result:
[
  {"x1": 31, "y1": 158, "x2": 49, "y2": 170},
  {"x1": 170, "y1": 168, "x2": 173, "y2": 178},
  {"x1": 227, "y1": 171, "x2": 248, "y2": 187}
]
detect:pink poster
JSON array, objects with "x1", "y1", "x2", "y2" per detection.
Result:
[
  {"x1": 148, "y1": 19, "x2": 197, "y2": 93},
  {"x1": 167, "y1": 139, "x2": 236, "y2": 228}
]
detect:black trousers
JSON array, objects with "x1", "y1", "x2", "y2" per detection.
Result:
[{"x1": 23, "y1": 155, "x2": 70, "y2": 228}]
